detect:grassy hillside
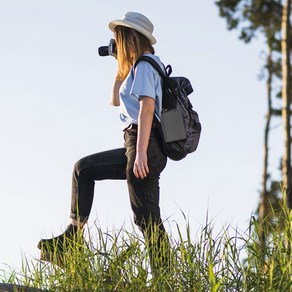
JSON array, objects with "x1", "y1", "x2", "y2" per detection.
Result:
[{"x1": 1, "y1": 202, "x2": 292, "y2": 291}]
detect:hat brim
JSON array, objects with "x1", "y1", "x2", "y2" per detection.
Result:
[{"x1": 109, "y1": 20, "x2": 156, "y2": 45}]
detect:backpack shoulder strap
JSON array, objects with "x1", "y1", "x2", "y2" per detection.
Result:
[{"x1": 134, "y1": 56, "x2": 172, "y2": 78}]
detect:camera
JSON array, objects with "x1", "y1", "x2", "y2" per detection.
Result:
[{"x1": 98, "y1": 39, "x2": 117, "y2": 57}]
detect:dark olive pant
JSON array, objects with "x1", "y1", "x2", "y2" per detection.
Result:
[{"x1": 70, "y1": 126, "x2": 169, "y2": 268}]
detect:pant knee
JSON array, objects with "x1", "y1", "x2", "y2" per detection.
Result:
[{"x1": 73, "y1": 157, "x2": 90, "y2": 177}]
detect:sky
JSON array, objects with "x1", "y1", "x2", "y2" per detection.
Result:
[{"x1": 0, "y1": 0, "x2": 284, "y2": 273}]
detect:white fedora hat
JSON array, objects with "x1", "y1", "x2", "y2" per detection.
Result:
[{"x1": 109, "y1": 12, "x2": 156, "y2": 45}]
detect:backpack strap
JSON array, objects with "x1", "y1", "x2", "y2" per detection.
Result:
[{"x1": 134, "y1": 56, "x2": 172, "y2": 78}]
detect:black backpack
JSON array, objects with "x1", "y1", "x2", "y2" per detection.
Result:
[{"x1": 135, "y1": 56, "x2": 201, "y2": 161}]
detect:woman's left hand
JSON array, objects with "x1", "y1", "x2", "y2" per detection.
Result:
[{"x1": 133, "y1": 151, "x2": 149, "y2": 179}]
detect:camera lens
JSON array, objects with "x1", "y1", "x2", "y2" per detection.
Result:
[{"x1": 98, "y1": 46, "x2": 109, "y2": 56}]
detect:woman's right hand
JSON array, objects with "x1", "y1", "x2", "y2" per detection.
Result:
[{"x1": 133, "y1": 151, "x2": 149, "y2": 179}]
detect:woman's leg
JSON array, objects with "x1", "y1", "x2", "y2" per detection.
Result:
[
  {"x1": 124, "y1": 128, "x2": 169, "y2": 271},
  {"x1": 38, "y1": 148, "x2": 127, "y2": 254},
  {"x1": 70, "y1": 148, "x2": 127, "y2": 225}
]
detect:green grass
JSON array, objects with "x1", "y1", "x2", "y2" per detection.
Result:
[{"x1": 1, "y1": 202, "x2": 292, "y2": 291}]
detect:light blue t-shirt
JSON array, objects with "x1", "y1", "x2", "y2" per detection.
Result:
[{"x1": 119, "y1": 54, "x2": 164, "y2": 130}]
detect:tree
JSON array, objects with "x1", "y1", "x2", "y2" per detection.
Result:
[
  {"x1": 281, "y1": 0, "x2": 292, "y2": 208},
  {"x1": 216, "y1": 0, "x2": 283, "y2": 246},
  {"x1": 258, "y1": 46, "x2": 274, "y2": 245}
]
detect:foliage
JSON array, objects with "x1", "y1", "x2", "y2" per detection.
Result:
[
  {"x1": 216, "y1": 0, "x2": 283, "y2": 86},
  {"x1": 216, "y1": 0, "x2": 282, "y2": 43}
]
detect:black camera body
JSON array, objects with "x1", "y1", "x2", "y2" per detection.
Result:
[{"x1": 98, "y1": 39, "x2": 117, "y2": 57}]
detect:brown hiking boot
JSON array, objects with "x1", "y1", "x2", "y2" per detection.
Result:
[{"x1": 38, "y1": 224, "x2": 84, "y2": 266}]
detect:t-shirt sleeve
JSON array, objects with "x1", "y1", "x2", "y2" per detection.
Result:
[{"x1": 130, "y1": 61, "x2": 156, "y2": 100}]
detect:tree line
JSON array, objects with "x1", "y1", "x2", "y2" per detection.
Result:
[{"x1": 215, "y1": 0, "x2": 292, "y2": 248}]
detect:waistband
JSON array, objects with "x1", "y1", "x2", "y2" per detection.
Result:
[
  {"x1": 124, "y1": 122, "x2": 162, "y2": 143},
  {"x1": 124, "y1": 122, "x2": 159, "y2": 132}
]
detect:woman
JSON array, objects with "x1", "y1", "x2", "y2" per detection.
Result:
[{"x1": 38, "y1": 11, "x2": 169, "y2": 271}]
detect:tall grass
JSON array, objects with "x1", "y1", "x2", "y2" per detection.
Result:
[{"x1": 1, "y1": 201, "x2": 292, "y2": 291}]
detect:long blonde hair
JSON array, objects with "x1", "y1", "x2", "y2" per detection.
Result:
[{"x1": 114, "y1": 25, "x2": 155, "y2": 80}]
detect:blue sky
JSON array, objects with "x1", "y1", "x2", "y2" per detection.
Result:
[{"x1": 0, "y1": 0, "x2": 283, "y2": 272}]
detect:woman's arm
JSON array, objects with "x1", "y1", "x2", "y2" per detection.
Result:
[
  {"x1": 110, "y1": 76, "x2": 124, "y2": 106},
  {"x1": 134, "y1": 96, "x2": 155, "y2": 179}
]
